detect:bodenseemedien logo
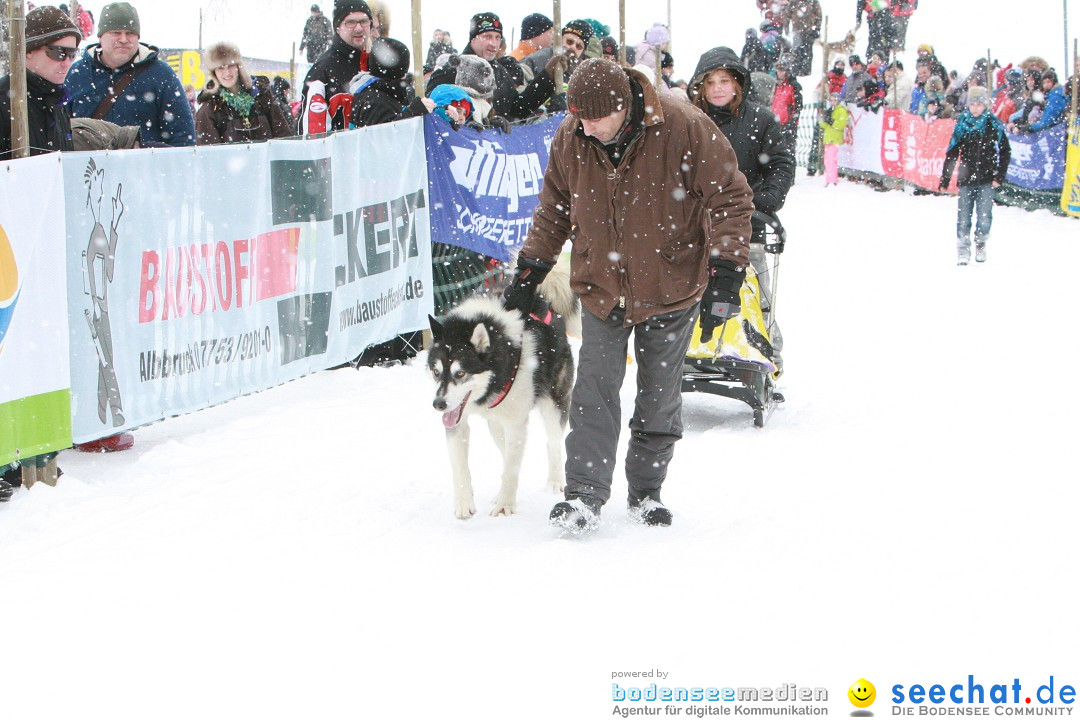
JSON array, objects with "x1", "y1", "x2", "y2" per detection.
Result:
[{"x1": 850, "y1": 679, "x2": 877, "y2": 716}]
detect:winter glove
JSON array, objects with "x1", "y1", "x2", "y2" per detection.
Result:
[
  {"x1": 753, "y1": 190, "x2": 782, "y2": 215},
  {"x1": 699, "y1": 259, "x2": 746, "y2": 343},
  {"x1": 488, "y1": 115, "x2": 512, "y2": 134},
  {"x1": 823, "y1": 107, "x2": 834, "y2": 124},
  {"x1": 502, "y1": 257, "x2": 554, "y2": 313},
  {"x1": 545, "y1": 53, "x2": 568, "y2": 83}
]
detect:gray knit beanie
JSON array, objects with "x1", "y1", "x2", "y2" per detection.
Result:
[
  {"x1": 966, "y1": 86, "x2": 990, "y2": 106},
  {"x1": 98, "y1": 2, "x2": 141, "y2": 36}
]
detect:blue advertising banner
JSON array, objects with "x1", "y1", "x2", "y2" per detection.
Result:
[
  {"x1": 1005, "y1": 123, "x2": 1068, "y2": 191},
  {"x1": 424, "y1": 113, "x2": 563, "y2": 262}
]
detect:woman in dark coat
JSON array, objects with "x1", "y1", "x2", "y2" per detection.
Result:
[
  {"x1": 195, "y1": 41, "x2": 291, "y2": 145},
  {"x1": 690, "y1": 46, "x2": 795, "y2": 365}
]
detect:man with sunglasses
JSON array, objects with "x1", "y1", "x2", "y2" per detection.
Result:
[
  {"x1": 298, "y1": 0, "x2": 374, "y2": 134},
  {"x1": 0, "y1": 6, "x2": 82, "y2": 160},
  {"x1": 0, "y1": 6, "x2": 83, "y2": 498},
  {"x1": 518, "y1": 19, "x2": 594, "y2": 111},
  {"x1": 427, "y1": 12, "x2": 558, "y2": 122},
  {"x1": 67, "y1": 2, "x2": 195, "y2": 146}
]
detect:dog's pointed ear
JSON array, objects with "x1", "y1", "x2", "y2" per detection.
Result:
[
  {"x1": 470, "y1": 322, "x2": 491, "y2": 353},
  {"x1": 428, "y1": 315, "x2": 443, "y2": 341}
]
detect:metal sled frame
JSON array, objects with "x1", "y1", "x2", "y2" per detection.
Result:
[{"x1": 681, "y1": 212, "x2": 786, "y2": 428}]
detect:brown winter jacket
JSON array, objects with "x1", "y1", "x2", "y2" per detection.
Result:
[
  {"x1": 519, "y1": 68, "x2": 754, "y2": 325},
  {"x1": 195, "y1": 76, "x2": 292, "y2": 145}
]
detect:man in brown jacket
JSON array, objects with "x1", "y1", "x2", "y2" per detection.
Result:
[{"x1": 502, "y1": 59, "x2": 754, "y2": 531}]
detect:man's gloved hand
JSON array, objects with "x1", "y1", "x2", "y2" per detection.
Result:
[
  {"x1": 699, "y1": 259, "x2": 746, "y2": 343},
  {"x1": 823, "y1": 107, "x2": 834, "y2": 124},
  {"x1": 503, "y1": 257, "x2": 555, "y2": 313},
  {"x1": 489, "y1": 115, "x2": 512, "y2": 134},
  {"x1": 545, "y1": 53, "x2": 568, "y2": 83}
]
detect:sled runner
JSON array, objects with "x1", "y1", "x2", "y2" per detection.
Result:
[{"x1": 682, "y1": 212, "x2": 786, "y2": 428}]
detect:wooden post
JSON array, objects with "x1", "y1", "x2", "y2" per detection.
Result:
[
  {"x1": 8, "y1": 0, "x2": 29, "y2": 160},
  {"x1": 666, "y1": 0, "x2": 672, "y2": 57},
  {"x1": 20, "y1": 463, "x2": 36, "y2": 490},
  {"x1": 1070, "y1": 38, "x2": 1078, "y2": 124},
  {"x1": 820, "y1": 18, "x2": 830, "y2": 105},
  {"x1": 551, "y1": 0, "x2": 564, "y2": 94},
  {"x1": 805, "y1": 16, "x2": 829, "y2": 177},
  {"x1": 290, "y1": 42, "x2": 296, "y2": 102},
  {"x1": 1065, "y1": 0, "x2": 1070, "y2": 81},
  {"x1": 892, "y1": 35, "x2": 901, "y2": 108},
  {"x1": 411, "y1": 0, "x2": 424, "y2": 98},
  {"x1": 553, "y1": 0, "x2": 562, "y2": 56},
  {"x1": 618, "y1": 0, "x2": 626, "y2": 66}
]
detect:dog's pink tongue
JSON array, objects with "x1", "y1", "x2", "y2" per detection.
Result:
[{"x1": 442, "y1": 394, "x2": 470, "y2": 429}]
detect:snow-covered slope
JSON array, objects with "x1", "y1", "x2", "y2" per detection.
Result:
[{"x1": 3, "y1": 178, "x2": 1077, "y2": 719}]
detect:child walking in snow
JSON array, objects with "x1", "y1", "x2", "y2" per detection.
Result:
[
  {"x1": 819, "y1": 90, "x2": 849, "y2": 186},
  {"x1": 939, "y1": 86, "x2": 1011, "y2": 265}
]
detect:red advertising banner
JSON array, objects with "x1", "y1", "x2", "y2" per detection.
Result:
[
  {"x1": 880, "y1": 109, "x2": 905, "y2": 178},
  {"x1": 874, "y1": 109, "x2": 959, "y2": 191}
]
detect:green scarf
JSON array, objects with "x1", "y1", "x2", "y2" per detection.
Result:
[{"x1": 220, "y1": 88, "x2": 255, "y2": 117}]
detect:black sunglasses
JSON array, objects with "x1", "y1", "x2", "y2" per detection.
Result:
[{"x1": 43, "y1": 45, "x2": 79, "y2": 61}]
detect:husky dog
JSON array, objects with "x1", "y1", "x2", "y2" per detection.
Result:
[{"x1": 427, "y1": 268, "x2": 578, "y2": 519}]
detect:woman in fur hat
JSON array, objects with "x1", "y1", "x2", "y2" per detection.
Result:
[{"x1": 195, "y1": 41, "x2": 292, "y2": 145}]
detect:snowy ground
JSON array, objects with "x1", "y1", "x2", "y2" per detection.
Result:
[{"x1": 3, "y1": 177, "x2": 1078, "y2": 719}]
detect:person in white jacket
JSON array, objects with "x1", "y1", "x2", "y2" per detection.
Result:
[{"x1": 884, "y1": 60, "x2": 913, "y2": 112}]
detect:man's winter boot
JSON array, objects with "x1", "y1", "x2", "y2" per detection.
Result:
[
  {"x1": 1, "y1": 464, "x2": 20, "y2": 502},
  {"x1": 975, "y1": 243, "x2": 987, "y2": 263},
  {"x1": 628, "y1": 494, "x2": 673, "y2": 527},
  {"x1": 549, "y1": 496, "x2": 602, "y2": 533}
]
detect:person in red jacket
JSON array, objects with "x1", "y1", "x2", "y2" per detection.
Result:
[
  {"x1": 827, "y1": 58, "x2": 847, "y2": 96},
  {"x1": 771, "y1": 56, "x2": 803, "y2": 150}
]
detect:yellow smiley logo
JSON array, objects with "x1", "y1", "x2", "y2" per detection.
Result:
[{"x1": 848, "y1": 679, "x2": 876, "y2": 708}]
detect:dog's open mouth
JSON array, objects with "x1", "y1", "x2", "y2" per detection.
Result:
[{"x1": 442, "y1": 392, "x2": 471, "y2": 429}]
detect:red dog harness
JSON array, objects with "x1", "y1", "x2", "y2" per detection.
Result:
[{"x1": 487, "y1": 308, "x2": 554, "y2": 408}]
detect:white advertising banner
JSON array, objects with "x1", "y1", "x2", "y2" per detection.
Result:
[
  {"x1": 837, "y1": 105, "x2": 886, "y2": 175},
  {"x1": 62, "y1": 118, "x2": 433, "y2": 442},
  {"x1": 0, "y1": 154, "x2": 72, "y2": 463}
]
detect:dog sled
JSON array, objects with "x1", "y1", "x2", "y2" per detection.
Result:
[{"x1": 682, "y1": 212, "x2": 786, "y2": 428}]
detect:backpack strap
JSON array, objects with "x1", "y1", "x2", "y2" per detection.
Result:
[{"x1": 90, "y1": 64, "x2": 149, "y2": 121}]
